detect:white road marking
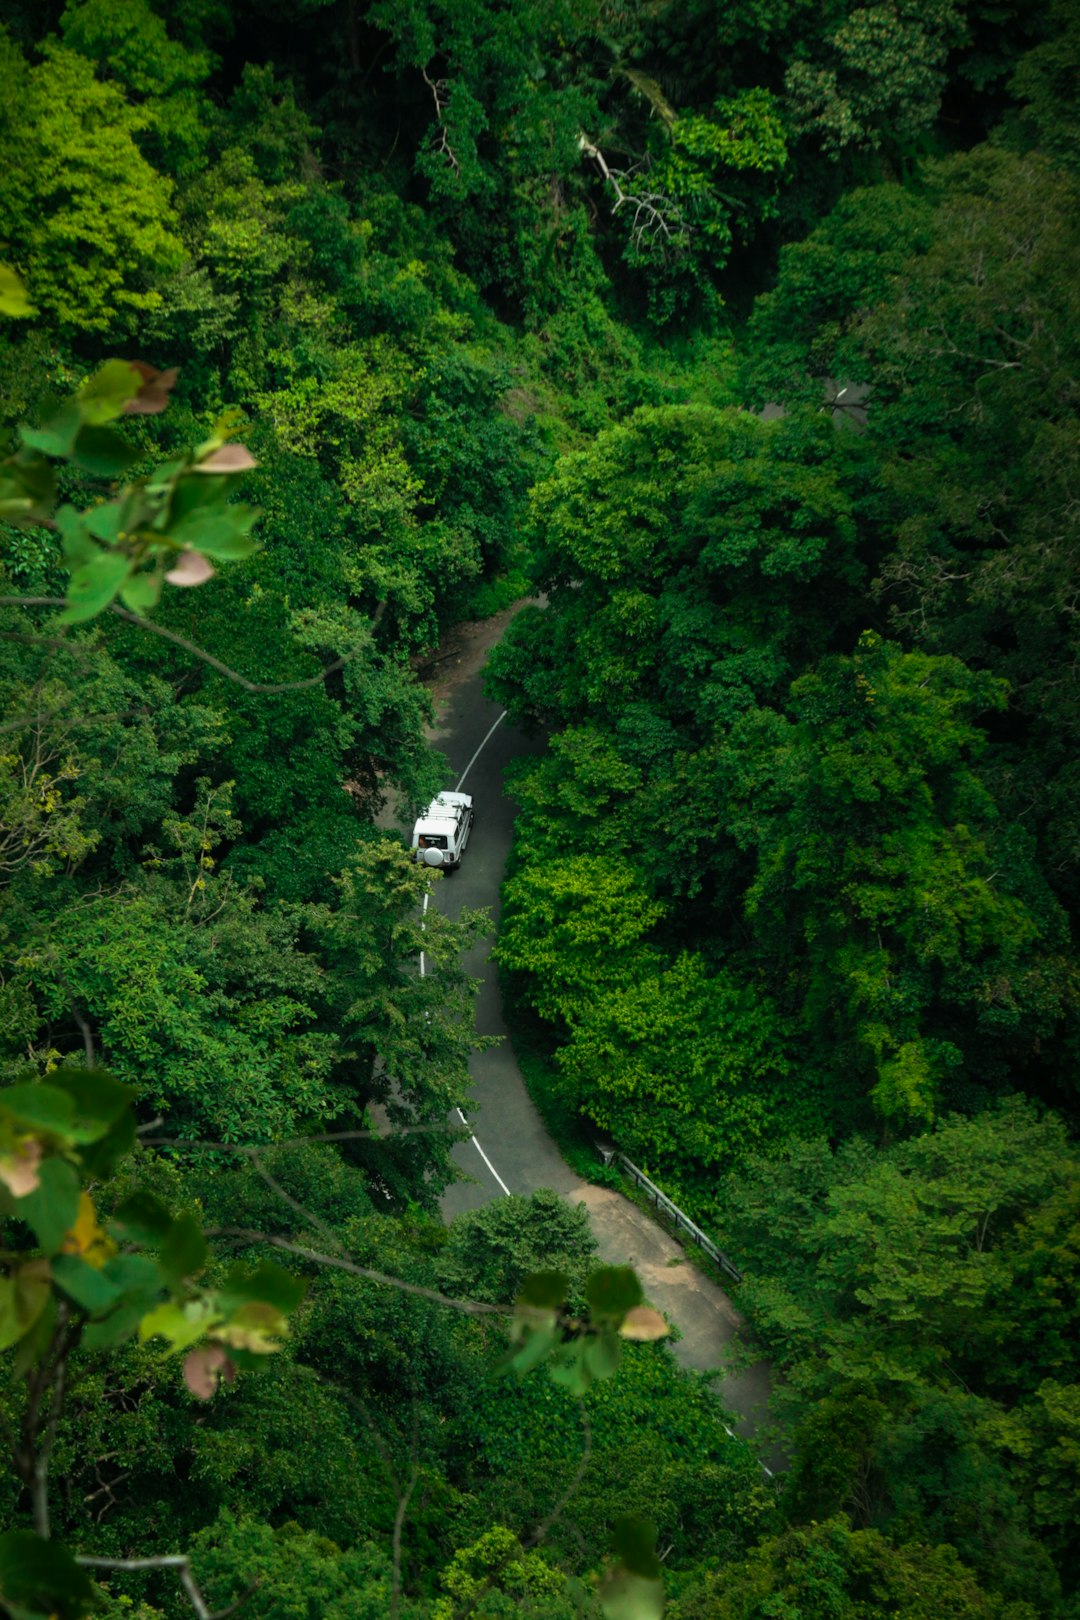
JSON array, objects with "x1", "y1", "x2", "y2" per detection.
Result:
[
  {"x1": 456, "y1": 710, "x2": 507, "y2": 791},
  {"x1": 456, "y1": 1106, "x2": 512, "y2": 1196},
  {"x1": 417, "y1": 711, "x2": 513, "y2": 1199}
]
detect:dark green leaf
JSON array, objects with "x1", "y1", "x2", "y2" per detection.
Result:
[
  {"x1": 82, "y1": 1300, "x2": 147, "y2": 1353},
  {"x1": 101, "y1": 1252, "x2": 163, "y2": 1296},
  {"x1": 76, "y1": 1107, "x2": 135, "y2": 1179},
  {"x1": 51, "y1": 1255, "x2": 124, "y2": 1316},
  {"x1": 0, "y1": 1083, "x2": 75, "y2": 1137},
  {"x1": 611, "y1": 1518, "x2": 662, "y2": 1580},
  {"x1": 0, "y1": 457, "x2": 55, "y2": 521},
  {"x1": 158, "y1": 1215, "x2": 207, "y2": 1287},
  {"x1": 19, "y1": 1157, "x2": 80, "y2": 1255},
  {"x1": 0, "y1": 1531, "x2": 97, "y2": 1620},
  {"x1": 222, "y1": 1260, "x2": 305, "y2": 1313},
  {"x1": 70, "y1": 425, "x2": 140, "y2": 478},
  {"x1": 112, "y1": 1190, "x2": 173, "y2": 1243},
  {"x1": 163, "y1": 471, "x2": 228, "y2": 525},
  {"x1": 517, "y1": 1270, "x2": 569, "y2": 1310},
  {"x1": 167, "y1": 502, "x2": 259, "y2": 560},
  {"x1": 49, "y1": 1068, "x2": 132, "y2": 1142},
  {"x1": 586, "y1": 1266, "x2": 643, "y2": 1324}
]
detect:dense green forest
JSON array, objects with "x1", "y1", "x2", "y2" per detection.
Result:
[{"x1": 1, "y1": 0, "x2": 1078, "y2": 1616}]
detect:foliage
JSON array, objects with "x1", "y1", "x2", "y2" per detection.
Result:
[
  {"x1": 0, "y1": 38, "x2": 184, "y2": 332},
  {"x1": 2, "y1": 3, "x2": 1079, "y2": 1616},
  {"x1": 716, "y1": 1101, "x2": 1080, "y2": 1609},
  {"x1": 0, "y1": 339, "x2": 258, "y2": 621},
  {"x1": 671, "y1": 1517, "x2": 1029, "y2": 1619},
  {"x1": 437, "y1": 1189, "x2": 597, "y2": 1306}
]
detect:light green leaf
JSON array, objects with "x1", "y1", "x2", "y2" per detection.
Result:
[
  {"x1": 167, "y1": 501, "x2": 259, "y2": 560},
  {"x1": 503, "y1": 1325, "x2": 559, "y2": 1377},
  {"x1": 20, "y1": 404, "x2": 82, "y2": 460},
  {"x1": 55, "y1": 505, "x2": 98, "y2": 568},
  {"x1": 0, "y1": 1261, "x2": 52, "y2": 1351},
  {"x1": 76, "y1": 360, "x2": 142, "y2": 426},
  {"x1": 119, "y1": 566, "x2": 164, "y2": 613},
  {"x1": 0, "y1": 264, "x2": 36, "y2": 318},
  {"x1": 84, "y1": 501, "x2": 125, "y2": 543},
  {"x1": 598, "y1": 1568, "x2": 665, "y2": 1620},
  {"x1": 139, "y1": 1297, "x2": 219, "y2": 1355},
  {"x1": 583, "y1": 1329, "x2": 622, "y2": 1382}
]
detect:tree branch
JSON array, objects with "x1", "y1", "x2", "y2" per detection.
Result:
[
  {"x1": 74, "y1": 1556, "x2": 257, "y2": 1620},
  {"x1": 203, "y1": 1228, "x2": 506, "y2": 1318},
  {"x1": 0, "y1": 597, "x2": 387, "y2": 695},
  {"x1": 391, "y1": 1422, "x2": 420, "y2": 1620}
]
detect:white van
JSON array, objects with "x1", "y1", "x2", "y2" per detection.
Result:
[{"x1": 411, "y1": 791, "x2": 474, "y2": 872}]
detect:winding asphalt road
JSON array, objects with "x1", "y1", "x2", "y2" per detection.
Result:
[{"x1": 420, "y1": 615, "x2": 774, "y2": 1446}]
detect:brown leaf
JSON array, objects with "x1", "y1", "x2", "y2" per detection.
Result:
[
  {"x1": 183, "y1": 1345, "x2": 236, "y2": 1400},
  {"x1": 122, "y1": 363, "x2": 180, "y2": 415},
  {"x1": 0, "y1": 1137, "x2": 43, "y2": 1197},
  {"x1": 619, "y1": 1306, "x2": 669, "y2": 1341},
  {"x1": 194, "y1": 443, "x2": 257, "y2": 474},
  {"x1": 165, "y1": 549, "x2": 216, "y2": 587}
]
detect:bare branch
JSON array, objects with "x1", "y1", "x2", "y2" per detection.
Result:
[
  {"x1": 203, "y1": 1227, "x2": 506, "y2": 1319},
  {"x1": 0, "y1": 597, "x2": 387, "y2": 695},
  {"x1": 579, "y1": 136, "x2": 688, "y2": 253},
  {"x1": 139, "y1": 1123, "x2": 466, "y2": 1152},
  {"x1": 74, "y1": 1555, "x2": 257, "y2": 1620},
  {"x1": 391, "y1": 1422, "x2": 420, "y2": 1620},
  {"x1": 422, "y1": 69, "x2": 461, "y2": 174}
]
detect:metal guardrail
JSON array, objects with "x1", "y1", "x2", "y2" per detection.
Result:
[{"x1": 598, "y1": 1145, "x2": 743, "y2": 1284}]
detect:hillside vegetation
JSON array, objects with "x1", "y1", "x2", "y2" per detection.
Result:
[{"x1": 1, "y1": 1, "x2": 1078, "y2": 1616}]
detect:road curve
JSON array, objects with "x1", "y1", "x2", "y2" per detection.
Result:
[{"x1": 418, "y1": 616, "x2": 773, "y2": 1442}]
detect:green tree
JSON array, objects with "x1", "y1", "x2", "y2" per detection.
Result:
[
  {"x1": 496, "y1": 857, "x2": 664, "y2": 1030},
  {"x1": 437, "y1": 1189, "x2": 596, "y2": 1306},
  {"x1": 672, "y1": 1517, "x2": 1031, "y2": 1619},
  {"x1": 0, "y1": 35, "x2": 183, "y2": 331},
  {"x1": 726, "y1": 634, "x2": 1072, "y2": 1124},
  {"x1": 717, "y1": 1102, "x2": 1078, "y2": 1609}
]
